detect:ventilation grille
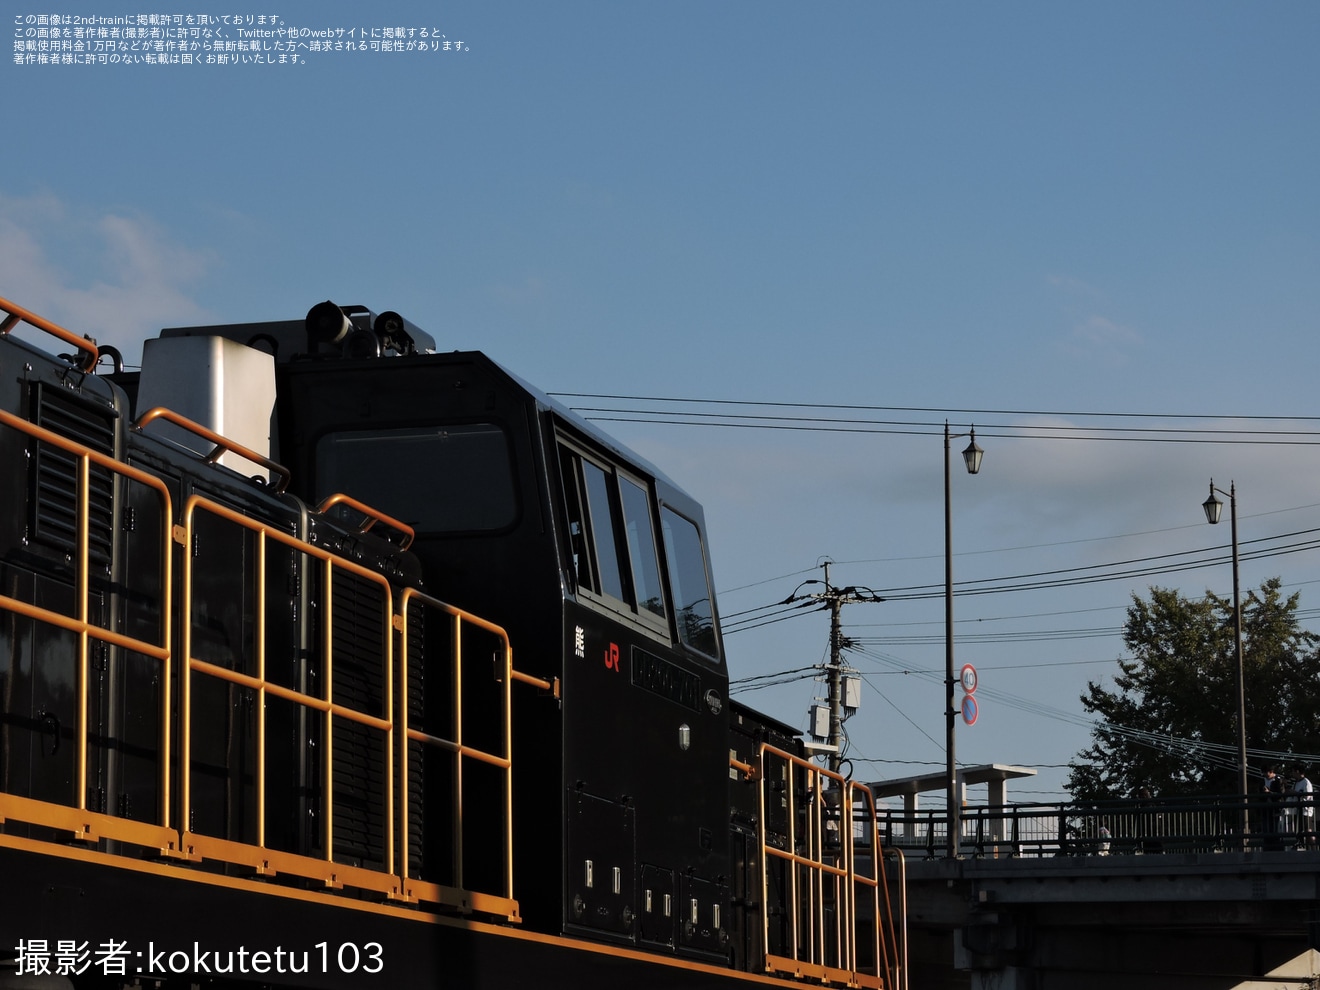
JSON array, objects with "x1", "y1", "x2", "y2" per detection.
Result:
[
  {"x1": 30, "y1": 384, "x2": 117, "y2": 563},
  {"x1": 328, "y1": 567, "x2": 388, "y2": 867}
]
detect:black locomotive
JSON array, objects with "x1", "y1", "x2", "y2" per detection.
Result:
[{"x1": 0, "y1": 295, "x2": 905, "y2": 989}]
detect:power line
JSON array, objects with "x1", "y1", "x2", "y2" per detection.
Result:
[
  {"x1": 572, "y1": 407, "x2": 1320, "y2": 442},
  {"x1": 870, "y1": 532, "x2": 1320, "y2": 602},
  {"x1": 806, "y1": 503, "x2": 1320, "y2": 568},
  {"x1": 857, "y1": 655, "x2": 1119, "y2": 669},
  {"x1": 549, "y1": 393, "x2": 1320, "y2": 425},
  {"x1": 557, "y1": 397, "x2": 1320, "y2": 445},
  {"x1": 579, "y1": 414, "x2": 1320, "y2": 446},
  {"x1": 719, "y1": 532, "x2": 1320, "y2": 638},
  {"x1": 879, "y1": 657, "x2": 1317, "y2": 776},
  {"x1": 855, "y1": 626, "x2": 1121, "y2": 646},
  {"x1": 716, "y1": 504, "x2": 1320, "y2": 602},
  {"x1": 856, "y1": 672, "x2": 945, "y2": 757}
]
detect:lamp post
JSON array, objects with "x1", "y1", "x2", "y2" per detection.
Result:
[
  {"x1": 1202, "y1": 480, "x2": 1249, "y2": 821},
  {"x1": 945, "y1": 422, "x2": 983, "y2": 858}
]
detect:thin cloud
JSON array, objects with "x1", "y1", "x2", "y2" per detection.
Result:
[
  {"x1": 0, "y1": 192, "x2": 215, "y2": 365},
  {"x1": 1046, "y1": 273, "x2": 1142, "y2": 366},
  {"x1": 1072, "y1": 314, "x2": 1141, "y2": 351},
  {"x1": 1047, "y1": 273, "x2": 1105, "y2": 300}
]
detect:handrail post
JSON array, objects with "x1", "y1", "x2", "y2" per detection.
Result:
[{"x1": 75, "y1": 452, "x2": 90, "y2": 813}]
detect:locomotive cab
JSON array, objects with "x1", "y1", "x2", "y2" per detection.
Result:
[{"x1": 146, "y1": 303, "x2": 734, "y2": 958}]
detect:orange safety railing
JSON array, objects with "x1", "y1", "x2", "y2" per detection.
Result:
[
  {"x1": 0, "y1": 294, "x2": 99, "y2": 371},
  {"x1": 177, "y1": 493, "x2": 400, "y2": 895},
  {"x1": 1, "y1": 397, "x2": 524, "y2": 918},
  {"x1": 136, "y1": 406, "x2": 292, "y2": 492},
  {"x1": 884, "y1": 847, "x2": 909, "y2": 990},
  {"x1": 757, "y1": 743, "x2": 904, "y2": 989},
  {"x1": 0, "y1": 408, "x2": 179, "y2": 855},
  {"x1": 317, "y1": 493, "x2": 416, "y2": 550},
  {"x1": 396, "y1": 588, "x2": 520, "y2": 920}
]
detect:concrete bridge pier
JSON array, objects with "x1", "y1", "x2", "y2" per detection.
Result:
[
  {"x1": 951, "y1": 909, "x2": 1320, "y2": 990},
  {"x1": 905, "y1": 851, "x2": 1320, "y2": 990}
]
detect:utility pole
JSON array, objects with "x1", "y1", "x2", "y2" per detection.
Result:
[
  {"x1": 825, "y1": 561, "x2": 845, "y2": 775},
  {"x1": 793, "y1": 562, "x2": 884, "y2": 776}
]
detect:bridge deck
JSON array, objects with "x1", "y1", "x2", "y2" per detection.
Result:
[
  {"x1": 884, "y1": 795, "x2": 1320, "y2": 990},
  {"x1": 881, "y1": 791, "x2": 1315, "y2": 859}
]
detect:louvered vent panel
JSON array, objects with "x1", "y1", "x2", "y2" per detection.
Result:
[
  {"x1": 329, "y1": 568, "x2": 388, "y2": 868},
  {"x1": 31, "y1": 384, "x2": 116, "y2": 563}
]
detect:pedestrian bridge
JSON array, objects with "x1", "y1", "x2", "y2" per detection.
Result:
[
  {"x1": 872, "y1": 790, "x2": 1320, "y2": 990},
  {"x1": 879, "y1": 788, "x2": 1314, "y2": 859}
]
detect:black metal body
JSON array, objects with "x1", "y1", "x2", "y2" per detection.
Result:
[
  {"x1": 0, "y1": 304, "x2": 869, "y2": 989},
  {"x1": 264, "y1": 341, "x2": 734, "y2": 952}
]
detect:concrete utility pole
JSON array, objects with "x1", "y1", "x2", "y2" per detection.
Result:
[
  {"x1": 826, "y1": 561, "x2": 845, "y2": 775},
  {"x1": 800, "y1": 561, "x2": 884, "y2": 776}
]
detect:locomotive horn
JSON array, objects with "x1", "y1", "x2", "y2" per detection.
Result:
[
  {"x1": 305, "y1": 300, "x2": 353, "y2": 346},
  {"x1": 374, "y1": 310, "x2": 418, "y2": 356}
]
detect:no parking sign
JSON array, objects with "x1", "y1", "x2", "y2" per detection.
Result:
[{"x1": 961, "y1": 694, "x2": 978, "y2": 726}]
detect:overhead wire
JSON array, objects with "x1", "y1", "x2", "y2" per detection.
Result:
[
  {"x1": 566, "y1": 392, "x2": 1320, "y2": 790},
  {"x1": 553, "y1": 397, "x2": 1320, "y2": 445},
  {"x1": 549, "y1": 393, "x2": 1320, "y2": 425},
  {"x1": 778, "y1": 653, "x2": 1306, "y2": 803},
  {"x1": 846, "y1": 641, "x2": 1320, "y2": 790},
  {"x1": 718, "y1": 530, "x2": 1320, "y2": 637},
  {"x1": 729, "y1": 664, "x2": 822, "y2": 694}
]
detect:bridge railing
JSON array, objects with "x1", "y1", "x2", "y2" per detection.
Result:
[{"x1": 878, "y1": 793, "x2": 1316, "y2": 858}]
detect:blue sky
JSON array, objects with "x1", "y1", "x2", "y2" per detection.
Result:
[{"x1": 6, "y1": 1, "x2": 1319, "y2": 803}]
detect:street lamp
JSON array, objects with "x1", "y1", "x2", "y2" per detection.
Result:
[
  {"x1": 1203, "y1": 480, "x2": 1249, "y2": 822},
  {"x1": 945, "y1": 422, "x2": 983, "y2": 858}
]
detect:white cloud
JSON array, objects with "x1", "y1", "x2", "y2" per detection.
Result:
[
  {"x1": 1071, "y1": 314, "x2": 1141, "y2": 352},
  {"x1": 1047, "y1": 273, "x2": 1105, "y2": 299},
  {"x1": 1046, "y1": 274, "x2": 1143, "y2": 366},
  {"x1": 0, "y1": 192, "x2": 215, "y2": 366}
]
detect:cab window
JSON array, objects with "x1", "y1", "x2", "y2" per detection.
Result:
[
  {"x1": 620, "y1": 477, "x2": 665, "y2": 619},
  {"x1": 315, "y1": 423, "x2": 516, "y2": 533},
  {"x1": 559, "y1": 441, "x2": 666, "y2": 632},
  {"x1": 581, "y1": 459, "x2": 625, "y2": 600},
  {"x1": 661, "y1": 506, "x2": 719, "y2": 660}
]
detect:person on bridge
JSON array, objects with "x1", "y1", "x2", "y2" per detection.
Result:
[
  {"x1": 1293, "y1": 767, "x2": 1314, "y2": 849},
  {"x1": 1263, "y1": 766, "x2": 1286, "y2": 850}
]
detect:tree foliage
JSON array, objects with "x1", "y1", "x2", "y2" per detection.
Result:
[{"x1": 1066, "y1": 578, "x2": 1320, "y2": 801}]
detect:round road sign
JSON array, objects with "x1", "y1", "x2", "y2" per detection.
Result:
[
  {"x1": 961, "y1": 695, "x2": 979, "y2": 726},
  {"x1": 960, "y1": 663, "x2": 978, "y2": 694}
]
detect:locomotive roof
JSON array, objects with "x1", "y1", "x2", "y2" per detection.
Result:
[{"x1": 159, "y1": 309, "x2": 695, "y2": 505}]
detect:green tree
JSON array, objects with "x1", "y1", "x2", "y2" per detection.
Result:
[{"x1": 1066, "y1": 578, "x2": 1320, "y2": 801}]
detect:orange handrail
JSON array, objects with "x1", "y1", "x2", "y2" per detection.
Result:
[
  {"x1": 0, "y1": 294, "x2": 99, "y2": 370},
  {"x1": 1, "y1": 318, "x2": 529, "y2": 919},
  {"x1": 0, "y1": 408, "x2": 177, "y2": 853},
  {"x1": 135, "y1": 405, "x2": 292, "y2": 492},
  {"x1": 397, "y1": 587, "x2": 521, "y2": 920},
  {"x1": 177, "y1": 493, "x2": 397, "y2": 893},
  {"x1": 317, "y1": 492, "x2": 416, "y2": 549},
  {"x1": 757, "y1": 742, "x2": 894, "y2": 989}
]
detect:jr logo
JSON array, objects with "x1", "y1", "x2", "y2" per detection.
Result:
[{"x1": 604, "y1": 642, "x2": 620, "y2": 672}]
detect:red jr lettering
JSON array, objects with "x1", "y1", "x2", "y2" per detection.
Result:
[{"x1": 604, "y1": 643, "x2": 620, "y2": 672}]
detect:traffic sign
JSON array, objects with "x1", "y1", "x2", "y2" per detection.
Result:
[
  {"x1": 961, "y1": 695, "x2": 979, "y2": 726},
  {"x1": 960, "y1": 663, "x2": 978, "y2": 694}
]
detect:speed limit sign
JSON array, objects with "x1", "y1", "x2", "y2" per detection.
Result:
[{"x1": 960, "y1": 663, "x2": 978, "y2": 693}]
